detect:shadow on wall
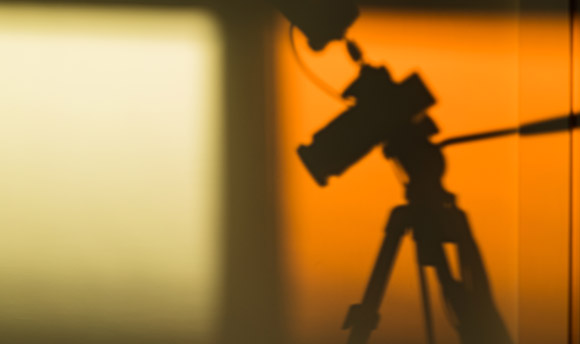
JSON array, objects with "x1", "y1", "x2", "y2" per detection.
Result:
[{"x1": 286, "y1": 15, "x2": 577, "y2": 343}]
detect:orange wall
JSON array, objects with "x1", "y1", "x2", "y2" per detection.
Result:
[{"x1": 276, "y1": 9, "x2": 574, "y2": 344}]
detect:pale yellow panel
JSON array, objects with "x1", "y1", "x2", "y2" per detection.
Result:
[{"x1": 0, "y1": 5, "x2": 222, "y2": 343}]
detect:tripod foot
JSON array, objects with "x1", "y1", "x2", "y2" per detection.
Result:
[{"x1": 342, "y1": 304, "x2": 380, "y2": 331}]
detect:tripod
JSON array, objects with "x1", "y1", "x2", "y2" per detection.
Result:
[{"x1": 342, "y1": 196, "x2": 513, "y2": 344}]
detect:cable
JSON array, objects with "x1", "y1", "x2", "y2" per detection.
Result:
[{"x1": 289, "y1": 24, "x2": 354, "y2": 105}]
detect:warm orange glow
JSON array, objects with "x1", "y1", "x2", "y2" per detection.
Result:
[
  {"x1": 276, "y1": 10, "x2": 573, "y2": 344},
  {"x1": 570, "y1": 10, "x2": 580, "y2": 344},
  {"x1": 517, "y1": 13, "x2": 572, "y2": 344}
]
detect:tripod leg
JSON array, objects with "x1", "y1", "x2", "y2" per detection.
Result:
[
  {"x1": 416, "y1": 256, "x2": 435, "y2": 344},
  {"x1": 450, "y1": 209, "x2": 513, "y2": 344},
  {"x1": 342, "y1": 206, "x2": 409, "y2": 344},
  {"x1": 431, "y1": 208, "x2": 513, "y2": 344}
]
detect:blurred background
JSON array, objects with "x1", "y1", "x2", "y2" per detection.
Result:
[{"x1": 0, "y1": 1, "x2": 577, "y2": 344}]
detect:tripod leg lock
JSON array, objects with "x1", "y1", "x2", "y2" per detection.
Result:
[{"x1": 342, "y1": 304, "x2": 380, "y2": 331}]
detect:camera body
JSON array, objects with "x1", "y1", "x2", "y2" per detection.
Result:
[{"x1": 297, "y1": 65, "x2": 436, "y2": 186}]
